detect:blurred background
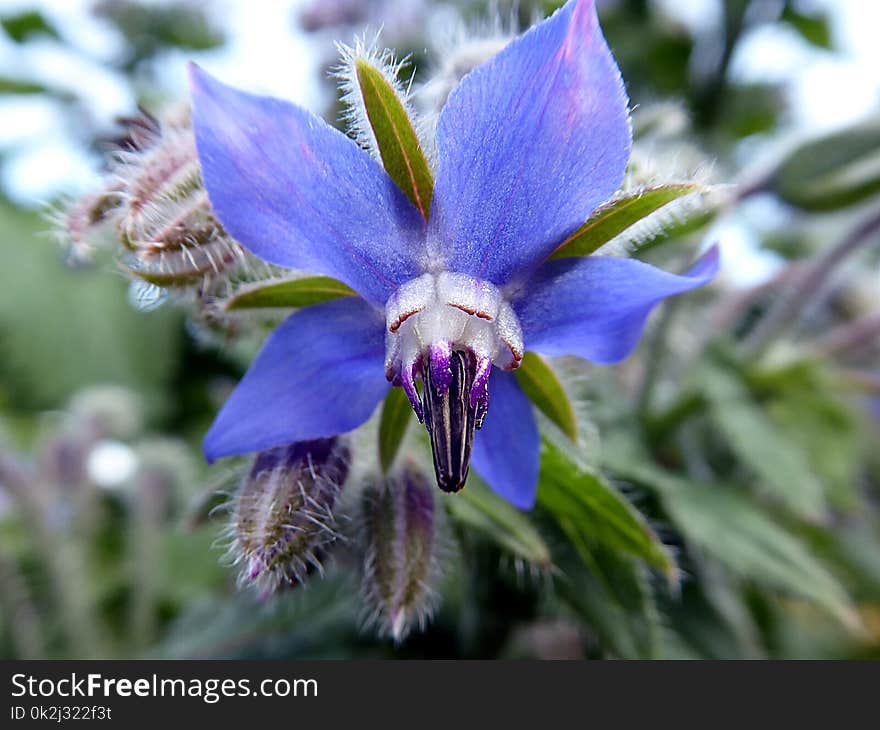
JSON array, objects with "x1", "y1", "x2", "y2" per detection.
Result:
[{"x1": 1, "y1": 0, "x2": 879, "y2": 659}]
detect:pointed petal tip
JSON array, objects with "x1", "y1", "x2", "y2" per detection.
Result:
[
  {"x1": 431, "y1": 0, "x2": 630, "y2": 285},
  {"x1": 690, "y1": 243, "x2": 722, "y2": 281},
  {"x1": 506, "y1": 490, "x2": 538, "y2": 511},
  {"x1": 568, "y1": 0, "x2": 598, "y2": 31},
  {"x1": 202, "y1": 447, "x2": 216, "y2": 465},
  {"x1": 201, "y1": 429, "x2": 222, "y2": 465},
  {"x1": 202, "y1": 419, "x2": 242, "y2": 464},
  {"x1": 187, "y1": 59, "x2": 426, "y2": 305},
  {"x1": 516, "y1": 244, "x2": 721, "y2": 366},
  {"x1": 188, "y1": 63, "x2": 237, "y2": 108},
  {"x1": 187, "y1": 61, "x2": 210, "y2": 92}
]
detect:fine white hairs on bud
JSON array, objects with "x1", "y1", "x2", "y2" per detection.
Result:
[
  {"x1": 51, "y1": 190, "x2": 122, "y2": 264},
  {"x1": 228, "y1": 438, "x2": 351, "y2": 596},
  {"x1": 359, "y1": 465, "x2": 442, "y2": 642}
]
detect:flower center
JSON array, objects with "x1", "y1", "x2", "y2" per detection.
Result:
[{"x1": 384, "y1": 272, "x2": 523, "y2": 492}]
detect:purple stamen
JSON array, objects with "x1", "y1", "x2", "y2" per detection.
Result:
[
  {"x1": 421, "y1": 349, "x2": 481, "y2": 493},
  {"x1": 428, "y1": 341, "x2": 453, "y2": 395},
  {"x1": 469, "y1": 355, "x2": 492, "y2": 409},
  {"x1": 401, "y1": 361, "x2": 423, "y2": 422}
]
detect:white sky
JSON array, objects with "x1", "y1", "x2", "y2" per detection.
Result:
[{"x1": 0, "y1": 0, "x2": 323, "y2": 202}]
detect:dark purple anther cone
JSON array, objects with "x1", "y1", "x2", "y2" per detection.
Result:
[{"x1": 421, "y1": 349, "x2": 483, "y2": 493}]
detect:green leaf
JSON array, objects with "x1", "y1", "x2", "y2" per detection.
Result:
[
  {"x1": 746, "y1": 360, "x2": 865, "y2": 510},
  {"x1": 446, "y1": 477, "x2": 552, "y2": 570},
  {"x1": 550, "y1": 183, "x2": 701, "y2": 258},
  {"x1": 697, "y1": 358, "x2": 827, "y2": 522},
  {"x1": 0, "y1": 77, "x2": 48, "y2": 95},
  {"x1": 513, "y1": 353, "x2": 577, "y2": 441},
  {"x1": 538, "y1": 440, "x2": 676, "y2": 579},
  {"x1": 667, "y1": 558, "x2": 765, "y2": 659},
  {"x1": 781, "y1": 6, "x2": 833, "y2": 50},
  {"x1": 355, "y1": 58, "x2": 433, "y2": 219},
  {"x1": 225, "y1": 276, "x2": 355, "y2": 310},
  {"x1": 377, "y1": 387, "x2": 413, "y2": 473},
  {"x1": 95, "y1": 2, "x2": 224, "y2": 63},
  {"x1": 555, "y1": 542, "x2": 660, "y2": 659},
  {"x1": 757, "y1": 363, "x2": 864, "y2": 511},
  {"x1": 772, "y1": 119, "x2": 880, "y2": 211},
  {"x1": 719, "y1": 82, "x2": 783, "y2": 139},
  {"x1": 1, "y1": 11, "x2": 60, "y2": 43},
  {"x1": 602, "y1": 440, "x2": 858, "y2": 630}
]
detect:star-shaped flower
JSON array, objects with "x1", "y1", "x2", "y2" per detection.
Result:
[{"x1": 191, "y1": 0, "x2": 718, "y2": 509}]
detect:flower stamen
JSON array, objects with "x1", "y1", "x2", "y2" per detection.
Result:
[
  {"x1": 384, "y1": 271, "x2": 523, "y2": 492},
  {"x1": 422, "y1": 349, "x2": 479, "y2": 493}
]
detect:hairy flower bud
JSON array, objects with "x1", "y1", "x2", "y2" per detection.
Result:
[
  {"x1": 360, "y1": 466, "x2": 440, "y2": 641},
  {"x1": 229, "y1": 438, "x2": 350, "y2": 595},
  {"x1": 56, "y1": 105, "x2": 248, "y2": 290},
  {"x1": 54, "y1": 190, "x2": 121, "y2": 264},
  {"x1": 111, "y1": 106, "x2": 246, "y2": 287}
]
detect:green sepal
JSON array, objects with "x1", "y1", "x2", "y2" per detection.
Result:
[
  {"x1": 225, "y1": 276, "x2": 355, "y2": 310},
  {"x1": 355, "y1": 58, "x2": 434, "y2": 219},
  {"x1": 514, "y1": 352, "x2": 577, "y2": 441},
  {"x1": 551, "y1": 183, "x2": 702, "y2": 258},
  {"x1": 377, "y1": 387, "x2": 413, "y2": 473}
]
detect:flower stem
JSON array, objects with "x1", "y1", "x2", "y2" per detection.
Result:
[
  {"x1": 742, "y1": 206, "x2": 880, "y2": 356},
  {"x1": 806, "y1": 312, "x2": 880, "y2": 358}
]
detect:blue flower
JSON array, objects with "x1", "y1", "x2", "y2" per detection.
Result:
[{"x1": 190, "y1": 0, "x2": 718, "y2": 509}]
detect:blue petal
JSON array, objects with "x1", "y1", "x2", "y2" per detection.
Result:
[
  {"x1": 204, "y1": 297, "x2": 389, "y2": 461},
  {"x1": 515, "y1": 246, "x2": 720, "y2": 363},
  {"x1": 471, "y1": 369, "x2": 540, "y2": 509},
  {"x1": 429, "y1": 0, "x2": 631, "y2": 286},
  {"x1": 189, "y1": 65, "x2": 426, "y2": 306}
]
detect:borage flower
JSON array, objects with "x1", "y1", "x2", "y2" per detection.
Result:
[{"x1": 191, "y1": 0, "x2": 718, "y2": 509}]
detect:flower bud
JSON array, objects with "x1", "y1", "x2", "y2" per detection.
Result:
[
  {"x1": 55, "y1": 105, "x2": 249, "y2": 290},
  {"x1": 54, "y1": 189, "x2": 121, "y2": 264},
  {"x1": 360, "y1": 466, "x2": 440, "y2": 641},
  {"x1": 110, "y1": 107, "x2": 246, "y2": 288},
  {"x1": 229, "y1": 438, "x2": 350, "y2": 595},
  {"x1": 418, "y1": 14, "x2": 515, "y2": 115}
]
